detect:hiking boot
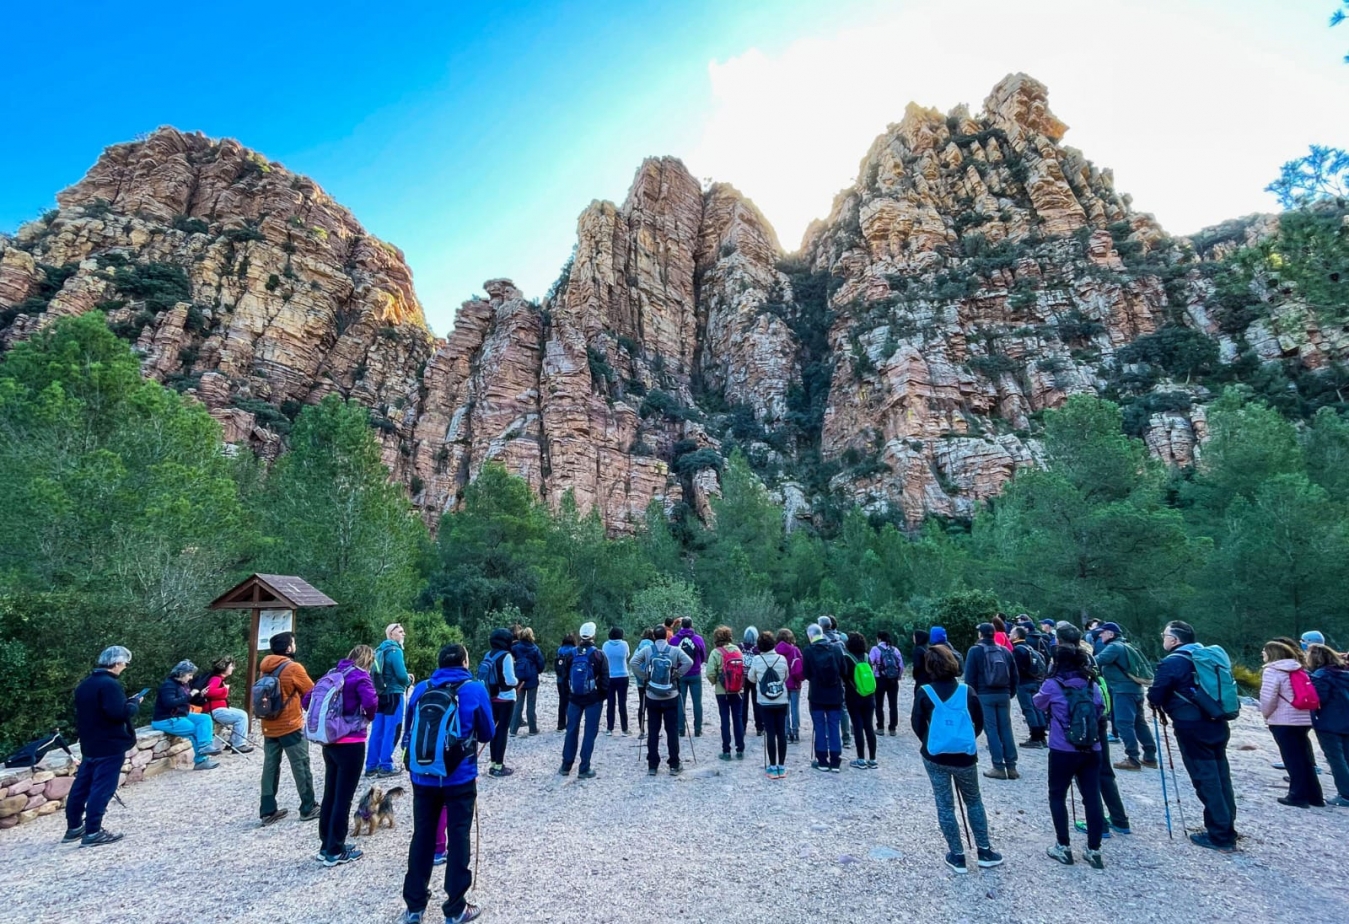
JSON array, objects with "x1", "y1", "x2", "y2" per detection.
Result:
[
  {"x1": 488, "y1": 766, "x2": 514, "y2": 778},
  {"x1": 299, "y1": 807, "x2": 321, "y2": 821},
  {"x1": 668, "y1": 765, "x2": 683, "y2": 776},
  {"x1": 376, "y1": 768, "x2": 403, "y2": 778},
  {"x1": 1006, "y1": 767, "x2": 1020, "y2": 780},
  {"x1": 888, "y1": 728, "x2": 897, "y2": 736},
  {"x1": 719, "y1": 752, "x2": 733, "y2": 761},
  {"x1": 983, "y1": 767, "x2": 1009, "y2": 780},
  {"x1": 577, "y1": 769, "x2": 597, "y2": 780},
  {"x1": 194, "y1": 758, "x2": 219, "y2": 771},
  {"x1": 945, "y1": 852, "x2": 968, "y2": 873},
  {"x1": 323, "y1": 846, "x2": 363, "y2": 867},
  {"x1": 448, "y1": 903, "x2": 481, "y2": 923},
  {"x1": 260, "y1": 809, "x2": 289, "y2": 827},
  {"x1": 557, "y1": 765, "x2": 571, "y2": 775},
  {"x1": 364, "y1": 768, "x2": 378, "y2": 777},
  {"x1": 866, "y1": 760, "x2": 878, "y2": 769},
  {"x1": 80, "y1": 830, "x2": 124, "y2": 848},
  {"x1": 1084, "y1": 848, "x2": 1105, "y2": 870},
  {"x1": 1277, "y1": 796, "x2": 1310, "y2": 808},
  {"x1": 1141, "y1": 758, "x2": 1159, "y2": 769},
  {"x1": 735, "y1": 751, "x2": 745, "y2": 760},
  {"x1": 1076, "y1": 820, "x2": 1111, "y2": 839},
  {"x1": 1045, "y1": 843, "x2": 1073, "y2": 865},
  {"x1": 228, "y1": 742, "x2": 255, "y2": 754},
  {"x1": 1108, "y1": 819, "x2": 1133, "y2": 835},
  {"x1": 1114, "y1": 757, "x2": 1142, "y2": 771},
  {"x1": 61, "y1": 825, "x2": 86, "y2": 844},
  {"x1": 849, "y1": 759, "x2": 868, "y2": 769},
  {"x1": 1189, "y1": 832, "x2": 1236, "y2": 853},
  {"x1": 202, "y1": 746, "x2": 223, "y2": 756},
  {"x1": 977, "y1": 847, "x2": 1004, "y2": 868},
  {"x1": 1018, "y1": 738, "x2": 1040, "y2": 748},
  {"x1": 647, "y1": 767, "x2": 659, "y2": 776},
  {"x1": 403, "y1": 913, "x2": 424, "y2": 924}
]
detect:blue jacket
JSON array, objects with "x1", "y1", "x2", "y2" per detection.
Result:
[
  {"x1": 1311, "y1": 666, "x2": 1349, "y2": 735},
  {"x1": 74, "y1": 669, "x2": 140, "y2": 759},
  {"x1": 510, "y1": 640, "x2": 545, "y2": 689},
  {"x1": 374, "y1": 640, "x2": 410, "y2": 695},
  {"x1": 1147, "y1": 644, "x2": 1227, "y2": 742},
  {"x1": 402, "y1": 667, "x2": 495, "y2": 787}
]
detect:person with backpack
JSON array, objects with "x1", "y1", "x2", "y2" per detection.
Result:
[
  {"x1": 1094, "y1": 623, "x2": 1157, "y2": 772},
  {"x1": 801, "y1": 623, "x2": 848, "y2": 772},
  {"x1": 1011, "y1": 627, "x2": 1048, "y2": 748},
  {"x1": 367, "y1": 623, "x2": 412, "y2": 778},
  {"x1": 748, "y1": 631, "x2": 791, "y2": 778},
  {"x1": 741, "y1": 626, "x2": 764, "y2": 737},
  {"x1": 1259, "y1": 638, "x2": 1325, "y2": 808},
  {"x1": 911, "y1": 629, "x2": 931, "y2": 690},
  {"x1": 257, "y1": 632, "x2": 318, "y2": 826},
  {"x1": 554, "y1": 634, "x2": 577, "y2": 732},
  {"x1": 965, "y1": 623, "x2": 1020, "y2": 780},
  {"x1": 630, "y1": 625, "x2": 694, "y2": 775},
  {"x1": 479, "y1": 628, "x2": 518, "y2": 778},
  {"x1": 844, "y1": 632, "x2": 879, "y2": 769},
  {"x1": 911, "y1": 644, "x2": 1003, "y2": 874},
  {"x1": 64, "y1": 646, "x2": 143, "y2": 848},
  {"x1": 304, "y1": 644, "x2": 378, "y2": 867},
  {"x1": 670, "y1": 617, "x2": 706, "y2": 738},
  {"x1": 150, "y1": 661, "x2": 220, "y2": 771},
  {"x1": 1306, "y1": 643, "x2": 1349, "y2": 807},
  {"x1": 775, "y1": 629, "x2": 805, "y2": 743},
  {"x1": 400, "y1": 642, "x2": 495, "y2": 924},
  {"x1": 819, "y1": 616, "x2": 852, "y2": 748},
  {"x1": 1147, "y1": 619, "x2": 1239, "y2": 853},
  {"x1": 559, "y1": 622, "x2": 610, "y2": 779},
  {"x1": 509, "y1": 628, "x2": 545, "y2": 737},
  {"x1": 869, "y1": 631, "x2": 904, "y2": 736},
  {"x1": 634, "y1": 628, "x2": 654, "y2": 736},
  {"x1": 201, "y1": 656, "x2": 252, "y2": 754},
  {"x1": 1033, "y1": 643, "x2": 1107, "y2": 869},
  {"x1": 705, "y1": 626, "x2": 747, "y2": 761},
  {"x1": 1077, "y1": 663, "x2": 1134, "y2": 841},
  {"x1": 601, "y1": 627, "x2": 631, "y2": 737}
]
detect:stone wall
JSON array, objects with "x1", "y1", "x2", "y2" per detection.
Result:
[{"x1": 0, "y1": 726, "x2": 198, "y2": 832}]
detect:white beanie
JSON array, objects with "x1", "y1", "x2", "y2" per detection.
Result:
[{"x1": 580, "y1": 621, "x2": 596, "y2": 639}]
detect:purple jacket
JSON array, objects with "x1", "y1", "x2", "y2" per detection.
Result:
[
  {"x1": 670, "y1": 629, "x2": 707, "y2": 677},
  {"x1": 302, "y1": 658, "x2": 378, "y2": 742},
  {"x1": 775, "y1": 641, "x2": 805, "y2": 691},
  {"x1": 1032, "y1": 671, "x2": 1104, "y2": 753}
]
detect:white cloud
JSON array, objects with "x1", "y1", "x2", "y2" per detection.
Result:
[{"x1": 685, "y1": 0, "x2": 1349, "y2": 251}]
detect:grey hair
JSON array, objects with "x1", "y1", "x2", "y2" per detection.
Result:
[
  {"x1": 806, "y1": 624, "x2": 823, "y2": 640},
  {"x1": 97, "y1": 646, "x2": 132, "y2": 668},
  {"x1": 170, "y1": 659, "x2": 198, "y2": 679},
  {"x1": 743, "y1": 626, "x2": 759, "y2": 647}
]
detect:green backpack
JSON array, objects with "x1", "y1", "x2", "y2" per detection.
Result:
[
  {"x1": 848, "y1": 654, "x2": 877, "y2": 697},
  {"x1": 1122, "y1": 643, "x2": 1154, "y2": 685}
]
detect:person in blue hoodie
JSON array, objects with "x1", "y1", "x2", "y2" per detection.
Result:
[
  {"x1": 367, "y1": 622, "x2": 411, "y2": 777},
  {"x1": 400, "y1": 643, "x2": 495, "y2": 924}
]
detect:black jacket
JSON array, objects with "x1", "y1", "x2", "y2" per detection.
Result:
[
  {"x1": 152, "y1": 677, "x2": 193, "y2": 722},
  {"x1": 911, "y1": 680, "x2": 985, "y2": 767},
  {"x1": 74, "y1": 669, "x2": 139, "y2": 759},
  {"x1": 964, "y1": 640, "x2": 1019, "y2": 694},
  {"x1": 911, "y1": 644, "x2": 930, "y2": 687},
  {"x1": 801, "y1": 641, "x2": 847, "y2": 708},
  {"x1": 1147, "y1": 647, "x2": 1227, "y2": 742}
]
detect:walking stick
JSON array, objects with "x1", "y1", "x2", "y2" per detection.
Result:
[
  {"x1": 954, "y1": 782, "x2": 975, "y2": 850},
  {"x1": 1159, "y1": 719, "x2": 1190, "y2": 833},
  {"x1": 1153, "y1": 711, "x2": 1173, "y2": 839},
  {"x1": 1070, "y1": 780, "x2": 1079, "y2": 829},
  {"x1": 682, "y1": 693, "x2": 697, "y2": 765}
]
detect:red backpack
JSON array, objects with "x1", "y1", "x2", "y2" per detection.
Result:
[
  {"x1": 721, "y1": 648, "x2": 745, "y2": 695},
  {"x1": 1289, "y1": 668, "x2": 1321, "y2": 711}
]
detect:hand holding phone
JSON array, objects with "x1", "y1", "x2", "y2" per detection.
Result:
[{"x1": 132, "y1": 688, "x2": 150, "y2": 700}]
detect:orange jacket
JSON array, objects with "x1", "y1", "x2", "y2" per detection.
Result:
[{"x1": 258, "y1": 654, "x2": 315, "y2": 738}]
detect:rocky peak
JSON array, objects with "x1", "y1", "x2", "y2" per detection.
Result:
[{"x1": 982, "y1": 72, "x2": 1068, "y2": 144}]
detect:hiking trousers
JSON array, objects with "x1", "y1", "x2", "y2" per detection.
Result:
[
  {"x1": 788, "y1": 689, "x2": 801, "y2": 738},
  {"x1": 64, "y1": 754, "x2": 121, "y2": 835},
  {"x1": 319, "y1": 742, "x2": 365, "y2": 856},
  {"x1": 846, "y1": 694, "x2": 877, "y2": 760},
  {"x1": 637, "y1": 685, "x2": 648, "y2": 735},
  {"x1": 717, "y1": 693, "x2": 746, "y2": 754},
  {"x1": 1112, "y1": 688, "x2": 1156, "y2": 763},
  {"x1": 561, "y1": 701, "x2": 603, "y2": 773},
  {"x1": 1270, "y1": 724, "x2": 1324, "y2": 806},
  {"x1": 677, "y1": 676, "x2": 703, "y2": 736},
  {"x1": 810, "y1": 706, "x2": 842, "y2": 768},
  {"x1": 556, "y1": 679, "x2": 570, "y2": 730},
  {"x1": 403, "y1": 779, "x2": 476, "y2": 921},
  {"x1": 488, "y1": 700, "x2": 513, "y2": 766},
  {"x1": 647, "y1": 697, "x2": 681, "y2": 769},
  {"x1": 922, "y1": 757, "x2": 991, "y2": 856},
  {"x1": 510, "y1": 685, "x2": 539, "y2": 735},
  {"x1": 260, "y1": 730, "x2": 315, "y2": 818},
  {"x1": 874, "y1": 677, "x2": 900, "y2": 732},
  {"x1": 1016, "y1": 682, "x2": 1047, "y2": 737},
  {"x1": 1316, "y1": 728, "x2": 1349, "y2": 800},
  {"x1": 367, "y1": 695, "x2": 405, "y2": 772},
  {"x1": 1047, "y1": 748, "x2": 1104, "y2": 850},
  {"x1": 763, "y1": 705, "x2": 788, "y2": 765},
  {"x1": 977, "y1": 692, "x2": 1018, "y2": 770},
  {"x1": 1097, "y1": 732, "x2": 1131, "y2": 828},
  {"x1": 606, "y1": 676, "x2": 630, "y2": 733},
  {"x1": 1174, "y1": 725, "x2": 1237, "y2": 848}
]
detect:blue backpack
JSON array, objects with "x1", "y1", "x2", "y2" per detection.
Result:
[
  {"x1": 408, "y1": 681, "x2": 472, "y2": 777},
  {"x1": 477, "y1": 651, "x2": 505, "y2": 698},
  {"x1": 922, "y1": 683, "x2": 977, "y2": 756},
  {"x1": 569, "y1": 647, "x2": 597, "y2": 697}
]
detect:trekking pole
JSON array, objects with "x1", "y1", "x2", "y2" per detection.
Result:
[
  {"x1": 1160, "y1": 721, "x2": 1190, "y2": 833},
  {"x1": 1070, "y1": 780, "x2": 1079, "y2": 829},
  {"x1": 954, "y1": 783, "x2": 974, "y2": 850},
  {"x1": 1152, "y1": 712, "x2": 1173, "y2": 839},
  {"x1": 683, "y1": 695, "x2": 697, "y2": 765}
]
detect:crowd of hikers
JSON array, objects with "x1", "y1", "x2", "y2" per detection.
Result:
[{"x1": 56, "y1": 613, "x2": 1349, "y2": 923}]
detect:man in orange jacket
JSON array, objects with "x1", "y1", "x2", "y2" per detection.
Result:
[{"x1": 258, "y1": 632, "x2": 317, "y2": 826}]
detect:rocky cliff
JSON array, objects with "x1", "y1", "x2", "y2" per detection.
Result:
[{"x1": 3, "y1": 75, "x2": 1342, "y2": 533}]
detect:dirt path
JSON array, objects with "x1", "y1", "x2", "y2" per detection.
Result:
[{"x1": 1, "y1": 683, "x2": 1344, "y2": 924}]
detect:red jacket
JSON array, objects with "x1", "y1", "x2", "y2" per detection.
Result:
[{"x1": 204, "y1": 675, "x2": 231, "y2": 712}]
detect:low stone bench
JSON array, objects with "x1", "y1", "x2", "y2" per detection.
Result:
[{"x1": 0, "y1": 726, "x2": 197, "y2": 832}]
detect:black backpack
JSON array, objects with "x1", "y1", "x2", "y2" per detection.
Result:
[
  {"x1": 1022, "y1": 645, "x2": 1047, "y2": 683},
  {"x1": 251, "y1": 659, "x2": 293, "y2": 720},
  {"x1": 1057, "y1": 679, "x2": 1100, "y2": 750},
  {"x1": 984, "y1": 646, "x2": 1012, "y2": 689}
]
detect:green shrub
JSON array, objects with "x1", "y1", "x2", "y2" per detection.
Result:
[{"x1": 172, "y1": 216, "x2": 209, "y2": 235}]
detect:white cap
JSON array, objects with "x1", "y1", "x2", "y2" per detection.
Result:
[{"x1": 580, "y1": 621, "x2": 596, "y2": 639}]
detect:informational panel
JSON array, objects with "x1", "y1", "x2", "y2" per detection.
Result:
[{"x1": 257, "y1": 609, "x2": 294, "y2": 647}]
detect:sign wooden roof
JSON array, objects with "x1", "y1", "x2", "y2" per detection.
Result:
[{"x1": 208, "y1": 574, "x2": 338, "y2": 610}]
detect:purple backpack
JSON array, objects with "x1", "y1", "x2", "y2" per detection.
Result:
[{"x1": 304, "y1": 666, "x2": 368, "y2": 745}]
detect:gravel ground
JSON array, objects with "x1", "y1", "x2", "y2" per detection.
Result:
[{"x1": 2, "y1": 682, "x2": 1345, "y2": 924}]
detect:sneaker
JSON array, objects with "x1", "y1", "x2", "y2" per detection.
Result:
[
  {"x1": 80, "y1": 830, "x2": 124, "y2": 848},
  {"x1": 1277, "y1": 797, "x2": 1310, "y2": 808},
  {"x1": 1189, "y1": 832, "x2": 1237, "y2": 853},
  {"x1": 606, "y1": 729, "x2": 613, "y2": 736},
  {"x1": 557, "y1": 765, "x2": 571, "y2": 775},
  {"x1": 323, "y1": 846, "x2": 363, "y2": 868},
  {"x1": 194, "y1": 758, "x2": 219, "y2": 771},
  {"x1": 260, "y1": 809, "x2": 289, "y2": 827},
  {"x1": 1045, "y1": 843, "x2": 1073, "y2": 865},
  {"x1": 1106, "y1": 734, "x2": 1121, "y2": 743},
  {"x1": 315, "y1": 850, "x2": 328, "y2": 863},
  {"x1": 201, "y1": 746, "x2": 223, "y2": 756},
  {"x1": 1084, "y1": 848, "x2": 1105, "y2": 870},
  {"x1": 977, "y1": 847, "x2": 1004, "y2": 868},
  {"x1": 448, "y1": 903, "x2": 482, "y2": 923},
  {"x1": 1329, "y1": 796, "x2": 1349, "y2": 807},
  {"x1": 1018, "y1": 738, "x2": 1040, "y2": 748},
  {"x1": 1109, "y1": 820, "x2": 1133, "y2": 835},
  {"x1": 813, "y1": 760, "x2": 830, "y2": 773},
  {"x1": 377, "y1": 768, "x2": 403, "y2": 778},
  {"x1": 299, "y1": 807, "x2": 321, "y2": 821},
  {"x1": 720, "y1": 752, "x2": 733, "y2": 761},
  {"x1": 433, "y1": 852, "x2": 447, "y2": 866},
  {"x1": 1076, "y1": 820, "x2": 1111, "y2": 839},
  {"x1": 888, "y1": 728, "x2": 897, "y2": 737},
  {"x1": 61, "y1": 825, "x2": 86, "y2": 844},
  {"x1": 488, "y1": 766, "x2": 514, "y2": 778},
  {"x1": 403, "y1": 913, "x2": 424, "y2": 924},
  {"x1": 945, "y1": 851, "x2": 968, "y2": 873},
  {"x1": 1141, "y1": 758, "x2": 1159, "y2": 769},
  {"x1": 577, "y1": 769, "x2": 597, "y2": 780},
  {"x1": 735, "y1": 751, "x2": 745, "y2": 760},
  {"x1": 849, "y1": 759, "x2": 868, "y2": 769},
  {"x1": 984, "y1": 768, "x2": 1008, "y2": 780},
  {"x1": 668, "y1": 765, "x2": 683, "y2": 776},
  {"x1": 647, "y1": 767, "x2": 659, "y2": 776},
  {"x1": 1271, "y1": 761, "x2": 1286, "y2": 770},
  {"x1": 1114, "y1": 758, "x2": 1142, "y2": 771},
  {"x1": 229, "y1": 742, "x2": 255, "y2": 754},
  {"x1": 764, "y1": 768, "x2": 775, "y2": 779},
  {"x1": 1006, "y1": 767, "x2": 1020, "y2": 780},
  {"x1": 830, "y1": 766, "x2": 841, "y2": 773},
  {"x1": 866, "y1": 760, "x2": 878, "y2": 769}
]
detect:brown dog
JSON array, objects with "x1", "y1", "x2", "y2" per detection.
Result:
[{"x1": 352, "y1": 784, "x2": 405, "y2": 836}]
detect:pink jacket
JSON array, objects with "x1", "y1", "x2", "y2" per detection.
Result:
[{"x1": 1260, "y1": 660, "x2": 1312, "y2": 727}]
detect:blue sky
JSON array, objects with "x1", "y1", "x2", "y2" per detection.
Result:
[{"x1": 2, "y1": 0, "x2": 1345, "y2": 335}]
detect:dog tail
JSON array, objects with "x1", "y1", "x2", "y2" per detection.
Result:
[{"x1": 386, "y1": 786, "x2": 406, "y2": 799}]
